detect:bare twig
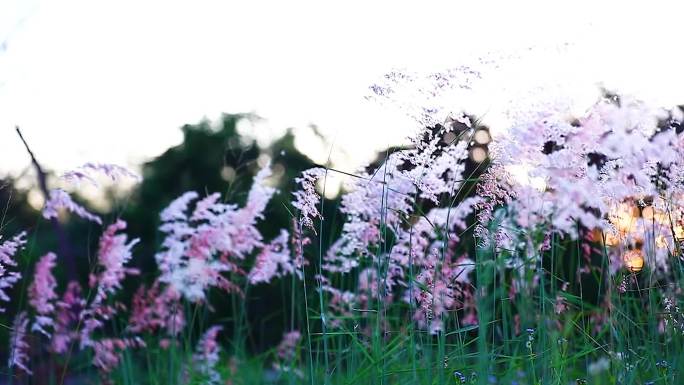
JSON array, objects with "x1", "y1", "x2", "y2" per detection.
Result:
[{"x1": 15, "y1": 126, "x2": 77, "y2": 281}]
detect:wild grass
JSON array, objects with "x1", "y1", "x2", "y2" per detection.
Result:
[
  {"x1": 106, "y1": 180, "x2": 684, "y2": 385},
  {"x1": 4, "y1": 97, "x2": 684, "y2": 385}
]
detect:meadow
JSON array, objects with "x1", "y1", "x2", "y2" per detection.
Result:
[{"x1": 3, "y1": 93, "x2": 684, "y2": 385}]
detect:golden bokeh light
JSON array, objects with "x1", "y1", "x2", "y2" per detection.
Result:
[
  {"x1": 609, "y1": 203, "x2": 639, "y2": 233},
  {"x1": 623, "y1": 249, "x2": 644, "y2": 273},
  {"x1": 473, "y1": 129, "x2": 491, "y2": 145},
  {"x1": 470, "y1": 147, "x2": 488, "y2": 163},
  {"x1": 641, "y1": 206, "x2": 668, "y2": 223}
]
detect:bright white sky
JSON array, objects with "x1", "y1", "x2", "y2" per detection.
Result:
[{"x1": 1, "y1": 0, "x2": 683, "y2": 177}]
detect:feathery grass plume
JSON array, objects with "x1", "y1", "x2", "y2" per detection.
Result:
[
  {"x1": 398, "y1": 125, "x2": 470, "y2": 204},
  {"x1": 90, "y1": 220, "x2": 139, "y2": 305},
  {"x1": 249, "y1": 229, "x2": 296, "y2": 284},
  {"x1": 237, "y1": 162, "x2": 277, "y2": 225},
  {"x1": 61, "y1": 162, "x2": 141, "y2": 186},
  {"x1": 156, "y1": 163, "x2": 277, "y2": 302},
  {"x1": 290, "y1": 217, "x2": 310, "y2": 271},
  {"x1": 193, "y1": 326, "x2": 223, "y2": 384},
  {"x1": 0, "y1": 231, "x2": 26, "y2": 312},
  {"x1": 42, "y1": 188, "x2": 102, "y2": 224},
  {"x1": 8, "y1": 311, "x2": 31, "y2": 375},
  {"x1": 28, "y1": 252, "x2": 58, "y2": 336},
  {"x1": 292, "y1": 167, "x2": 326, "y2": 232},
  {"x1": 411, "y1": 253, "x2": 476, "y2": 334},
  {"x1": 391, "y1": 197, "x2": 481, "y2": 270},
  {"x1": 51, "y1": 281, "x2": 85, "y2": 354},
  {"x1": 663, "y1": 297, "x2": 684, "y2": 335},
  {"x1": 0, "y1": 231, "x2": 26, "y2": 263},
  {"x1": 276, "y1": 330, "x2": 301, "y2": 360},
  {"x1": 316, "y1": 275, "x2": 355, "y2": 329},
  {"x1": 156, "y1": 192, "x2": 232, "y2": 302},
  {"x1": 318, "y1": 124, "x2": 481, "y2": 333},
  {"x1": 273, "y1": 330, "x2": 303, "y2": 378},
  {"x1": 413, "y1": 264, "x2": 455, "y2": 335},
  {"x1": 92, "y1": 337, "x2": 146, "y2": 374},
  {"x1": 79, "y1": 219, "x2": 141, "y2": 373},
  {"x1": 473, "y1": 164, "x2": 516, "y2": 246},
  {"x1": 128, "y1": 282, "x2": 185, "y2": 336},
  {"x1": 366, "y1": 68, "x2": 482, "y2": 128},
  {"x1": 478, "y1": 97, "x2": 684, "y2": 280},
  {"x1": 160, "y1": 191, "x2": 200, "y2": 222},
  {"x1": 324, "y1": 156, "x2": 414, "y2": 273},
  {"x1": 485, "y1": 98, "x2": 682, "y2": 235}
]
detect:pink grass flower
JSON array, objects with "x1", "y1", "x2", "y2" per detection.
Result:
[
  {"x1": 92, "y1": 220, "x2": 140, "y2": 305},
  {"x1": 28, "y1": 252, "x2": 58, "y2": 336},
  {"x1": 80, "y1": 221, "x2": 139, "y2": 349},
  {"x1": 0, "y1": 232, "x2": 26, "y2": 312},
  {"x1": 92, "y1": 337, "x2": 145, "y2": 373},
  {"x1": 292, "y1": 168, "x2": 327, "y2": 232},
  {"x1": 51, "y1": 281, "x2": 86, "y2": 354},
  {"x1": 42, "y1": 189, "x2": 102, "y2": 225},
  {"x1": 8, "y1": 311, "x2": 31, "y2": 375},
  {"x1": 324, "y1": 158, "x2": 414, "y2": 273},
  {"x1": 161, "y1": 191, "x2": 200, "y2": 222},
  {"x1": 291, "y1": 218, "x2": 311, "y2": 271},
  {"x1": 249, "y1": 230, "x2": 294, "y2": 284},
  {"x1": 129, "y1": 283, "x2": 185, "y2": 336},
  {"x1": 156, "y1": 164, "x2": 276, "y2": 302},
  {"x1": 237, "y1": 163, "x2": 277, "y2": 225},
  {"x1": 62, "y1": 162, "x2": 141, "y2": 186},
  {"x1": 277, "y1": 330, "x2": 301, "y2": 360},
  {"x1": 193, "y1": 326, "x2": 223, "y2": 384}
]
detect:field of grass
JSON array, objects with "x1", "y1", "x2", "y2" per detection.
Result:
[{"x1": 3, "y1": 96, "x2": 684, "y2": 385}]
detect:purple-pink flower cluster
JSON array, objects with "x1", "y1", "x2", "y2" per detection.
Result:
[
  {"x1": 155, "y1": 164, "x2": 286, "y2": 302},
  {"x1": 61, "y1": 162, "x2": 141, "y2": 186},
  {"x1": 0, "y1": 232, "x2": 26, "y2": 312},
  {"x1": 28, "y1": 252, "x2": 57, "y2": 336},
  {"x1": 42, "y1": 188, "x2": 102, "y2": 224}
]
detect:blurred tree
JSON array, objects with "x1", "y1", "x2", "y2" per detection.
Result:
[
  {"x1": 121, "y1": 114, "x2": 258, "y2": 273},
  {"x1": 120, "y1": 114, "x2": 324, "y2": 272},
  {"x1": 118, "y1": 113, "x2": 342, "y2": 351}
]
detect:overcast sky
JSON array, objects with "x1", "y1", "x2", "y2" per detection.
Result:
[{"x1": 1, "y1": 0, "x2": 683, "y2": 177}]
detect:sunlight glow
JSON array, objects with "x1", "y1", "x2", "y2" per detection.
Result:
[{"x1": 1, "y1": 0, "x2": 683, "y2": 178}]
